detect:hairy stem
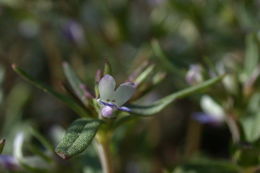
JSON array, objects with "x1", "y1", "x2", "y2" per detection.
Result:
[{"x1": 95, "y1": 133, "x2": 114, "y2": 173}]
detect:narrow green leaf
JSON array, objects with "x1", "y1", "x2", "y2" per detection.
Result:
[
  {"x1": 128, "y1": 75, "x2": 224, "y2": 116},
  {"x1": 55, "y1": 119, "x2": 103, "y2": 159},
  {"x1": 244, "y1": 34, "x2": 259, "y2": 77},
  {"x1": 241, "y1": 112, "x2": 260, "y2": 142},
  {"x1": 63, "y1": 62, "x2": 91, "y2": 103},
  {"x1": 12, "y1": 65, "x2": 88, "y2": 117},
  {"x1": 134, "y1": 64, "x2": 155, "y2": 85},
  {"x1": 0, "y1": 139, "x2": 5, "y2": 154}
]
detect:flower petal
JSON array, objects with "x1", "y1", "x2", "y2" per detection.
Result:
[
  {"x1": 98, "y1": 75, "x2": 116, "y2": 101},
  {"x1": 113, "y1": 82, "x2": 135, "y2": 106},
  {"x1": 118, "y1": 106, "x2": 131, "y2": 112}
]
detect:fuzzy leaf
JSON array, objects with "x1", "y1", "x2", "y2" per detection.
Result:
[
  {"x1": 55, "y1": 119, "x2": 103, "y2": 159},
  {"x1": 12, "y1": 65, "x2": 88, "y2": 117},
  {"x1": 128, "y1": 75, "x2": 224, "y2": 116}
]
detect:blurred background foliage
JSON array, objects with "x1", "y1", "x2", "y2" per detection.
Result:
[{"x1": 0, "y1": 0, "x2": 260, "y2": 172}]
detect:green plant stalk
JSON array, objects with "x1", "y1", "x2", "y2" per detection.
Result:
[{"x1": 95, "y1": 132, "x2": 114, "y2": 173}]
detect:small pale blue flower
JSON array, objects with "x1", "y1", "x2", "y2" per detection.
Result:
[{"x1": 98, "y1": 74, "x2": 136, "y2": 118}]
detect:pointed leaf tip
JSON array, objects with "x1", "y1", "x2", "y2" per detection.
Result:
[{"x1": 56, "y1": 152, "x2": 69, "y2": 160}]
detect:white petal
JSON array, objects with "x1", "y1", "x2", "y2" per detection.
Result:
[
  {"x1": 98, "y1": 75, "x2": 116, "y2": 101},
  {"x1": 200, "y1": 95, "x2": 225, "y2": 122},
  {"x1": 113, "y1": 82, "x2": 135, "y2": 106}
]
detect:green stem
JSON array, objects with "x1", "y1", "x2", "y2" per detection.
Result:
[{"x1": 95, "y1": 133, "x2": 114, "y2": 173}]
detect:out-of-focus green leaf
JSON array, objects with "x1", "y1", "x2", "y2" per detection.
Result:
[
  {"x1": 152, "y1": 71, "x2": 166, "y2": 85},
  {"x1": 151, "y1": 40, "x2": 181, "y2": 75},
  {"x1": 2, "y1": 83, "x2": 30, "y2": 136},
  {"x1": 240, "y1": 112, "x2": 260, "y2": 142},
  {"x1": 134, "y1": 64, "x2": 155, "y2": 85},
  {"x1": 0, "y1": 139, "x2": 5, "y2": 154},
  {"x1": 63, "y1": 62, "x2": 90, "y2": 103},
  {"x1": 243, "y1": 34, "x2": 259, "y2": 78},
  {"x1": 30, "y1": 128, "x2": 54, "y2": 152},
  {"x1": 248, "y1": 93, "x2": 260, "y2": 113},
  {"x1": 103, "y1": 59, "x2": 112, "y2": 75},
  {"x1": 14, "y1": 132, "x2": 50, "y2": 171},
  {"x1": 0, "y1": 64, "x2": 5, "y2": 84},
  {"x1": 234, "y1": 141, "x2": 260, "y2": 167},
  {"x1": 128, "y1": 75, "x2": 224, "y2": 116},
  {"x1": 172, "y1": 158, "x2": 240, "y2": 173},
  {"x1": 12, "y1": 65, "x2": 88, "y2": 117},
  {"x1": 55, "y1": 119, "x2": 103, "y2": 159}
]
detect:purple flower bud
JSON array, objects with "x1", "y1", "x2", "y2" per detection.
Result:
[
  {"x1": 186, "y1": 64, "x2": 203, "y2": 85},
  {"x1": 101, "y1": 106, "x2": 114, "y2": 118}
]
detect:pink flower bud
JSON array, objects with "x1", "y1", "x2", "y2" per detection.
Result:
[{"x1": 101, "y1": 106, "x2": 114, "y2": 118}]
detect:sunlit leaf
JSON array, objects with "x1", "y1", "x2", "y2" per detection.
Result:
[
  {"x1": 240, "y1": 112, "x2": 260, "y2": 142},
  {"x1": 12, "y1": 65, "x2": 88, "y2": 117},
  {"x1": 55, "y1": 119, "x2": 103, "y2": 159},
  {"x1": 128, "y1": 75, "x2": 224, "y2": 116}
]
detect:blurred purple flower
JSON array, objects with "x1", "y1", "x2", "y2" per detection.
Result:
[
  {"x1": 186, "y1": 64, "x2": 203, "y2": 85},
  {"x1": 192, "y1": 112, "x2": 223, "y2": 126},
  {"x1": 0, "y1": 155, "x2": 19, "y2": 171},
  {"x1": 62, "y1": 20, "x2": 85, "y2": 45}
]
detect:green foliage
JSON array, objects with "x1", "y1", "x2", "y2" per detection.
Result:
[
  {"x1": 172, "y1": 158, "x2": 240, "y2": 173},
  {"x1": 55, "y1": 119, "x2": 103, "y2": 159},
  {"x1": 129, "y1": 75, "x2": 224, "y2": 115},
  {"x1": 63, "y1": 62, "x2": 88, "y2": 102},
  {"x1": 12, "y1": 65, "x2": 89, "y2": 118},
  {"x1": 134, "y1": 64, "x2": 155, "y2": 85},
  {"x1": 103, "y1": 60, "x2": 112, "y2": 75},
  {"x1": 241, "y1": 113, "x2": 260, "y2": 143},
  {"x1": 1, "y1": 0, "x2": 260, "y2": 172},
  {"x1": 243, "y1": 34, "x2": 259, "y2": 78}
]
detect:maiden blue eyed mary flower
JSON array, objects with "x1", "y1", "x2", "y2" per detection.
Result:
[{"x1": 97, "y1": 74, "x2": 136, "y2": 118}]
